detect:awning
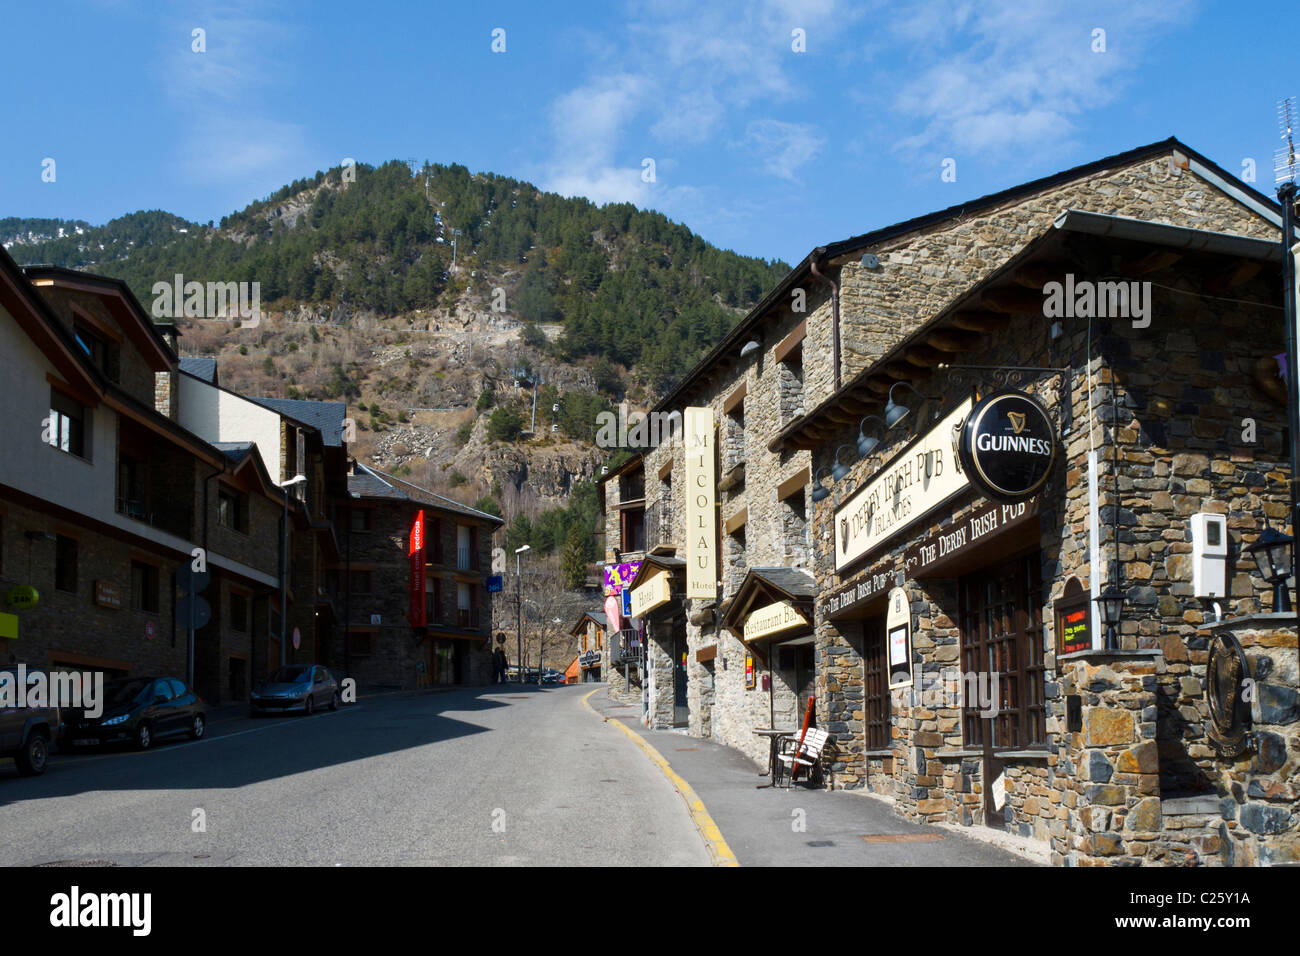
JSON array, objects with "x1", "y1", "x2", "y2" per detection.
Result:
[{"x1": 720, "y1": 567, "x2": 816, "y2": 642}]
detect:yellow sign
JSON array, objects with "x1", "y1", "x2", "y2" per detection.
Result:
[
  {"x1": 834, "y1": 398, "x2": 973, "y2": 572},
  {"x1": 743, "y1": 602, "x2": 807, "y2": 642},
  {"x1": 0, "y1": 612, "x2": 17, "y2": 640},
  {"x1": 6, "y1": 586, "x2": 39, "y2": 610},
  {"x1": 685, "y1": 406, "x2": 717, "y2": 599},
  {"x1": 630, "y1": 569, "x2": 671, "y2": 617}
]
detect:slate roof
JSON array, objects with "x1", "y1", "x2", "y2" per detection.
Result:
[
  {"x1": 249, "y1": 396, "x2": 349, "y2": 446},
  {"x1": 348, "y1": 462, "x2": 504, "y2": 526},
  {"x1": 746, "y1": 567, "x2": 817, "y2": 599},
  {"x1": 179, "y1": 357, "x2": 218, "y2": 382}
]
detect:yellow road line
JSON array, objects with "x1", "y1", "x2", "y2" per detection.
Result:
[{"x1": 581, "y1": 688, "x2": 738, "y2": 867}]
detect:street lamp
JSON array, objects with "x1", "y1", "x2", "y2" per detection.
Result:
[
  {"x1": 1094, "y1": 583, "x2": 1125, "y2": 651},
  {"x1": 515, "y1": 544, "x2": 530, "y2": 683},
  {"x1": 1245, "y1": 527, "x2": 1294, "y2": 613},
  {"x1": 279, "y1": 474, "x2": 308, "y2": 668}
]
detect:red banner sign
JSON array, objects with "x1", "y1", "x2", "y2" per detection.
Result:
[{"x1": 409, "y1": 509, "x2": 426, "y2": 627}]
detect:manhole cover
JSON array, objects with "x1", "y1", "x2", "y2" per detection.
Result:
[
  {"x1": 36, "y1": 860, "x2": 117, "y2": 867},
  {"x1": 860, "y1": 833, "x2": 944, "y2": 844},
  {"x1": 806, "y1": 841, "x2": 835, "y2": 848}
]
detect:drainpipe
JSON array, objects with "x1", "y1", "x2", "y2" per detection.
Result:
[{"x1": 810, "y1": 250, "x2": 841, "y2": 391}]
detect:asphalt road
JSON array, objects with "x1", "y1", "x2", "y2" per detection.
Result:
[{"x1": 0, "y1": 685, "x2": 710, "y2": 866}]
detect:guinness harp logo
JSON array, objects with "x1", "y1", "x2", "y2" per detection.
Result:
[
  {"x1": 840, "y1": 516, "x2": 850, "y2": 553},
  {"x1": 1007, "y1": 411, "x2": 1028, "y2": 435}
]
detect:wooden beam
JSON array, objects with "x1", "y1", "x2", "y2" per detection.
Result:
[
  {"x1": 1122, "y1": 249, "x2": 1182, "y2": 277},
  {"x1": 925, "y1": 328, "x2": 982, "y2": 352},
  {"x1": 976, "y1": 287, "x2": 1042, "y2": 314},
  {"x1": 903, "y1": 344, "x2": 947, "y2": 367},
  {"x1": 1009, "y1": 263, "x2": 1076, "y2": 289},
  {"x1": 951, "y1": 310, "x2": 1011, "y2": 331},
  {"x1": 1203, "y1": 260, "x2": 1264, "y2": 295}
]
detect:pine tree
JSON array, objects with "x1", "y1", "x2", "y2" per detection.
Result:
[{"x1": 561, "y1": 524, "x2": 587, "y2": 590}]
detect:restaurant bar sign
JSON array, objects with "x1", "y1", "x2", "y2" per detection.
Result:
[
  {"x1": 957, "y1": 389, "x2": 1057, "y2": 502},
  {"x1": 743, "y1": 602, "x2": 808, "y2": 642},
  {"x1": 834, "y1": 398, "x2": 972, "y2": 571}
]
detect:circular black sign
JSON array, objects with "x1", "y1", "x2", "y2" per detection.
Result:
[{"x1": 958, "y1": 389, "x2": 1057, "y2": 502}]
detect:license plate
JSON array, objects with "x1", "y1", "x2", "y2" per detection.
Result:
[{"x1": 72, "y1": 738, "x2": 98, "y2": 746}]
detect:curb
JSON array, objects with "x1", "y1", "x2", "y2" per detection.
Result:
[{"x1": 581, "y1": 689, "x2": 738, "y2": 867}]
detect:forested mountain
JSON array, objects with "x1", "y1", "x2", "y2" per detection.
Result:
[{"x1": 10, "y1": 161, "x2": 787, "y2": 392}]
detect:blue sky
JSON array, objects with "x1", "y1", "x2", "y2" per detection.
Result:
[{"x1": 1, "y1": 0, "x2": 1293, "y2": 265}]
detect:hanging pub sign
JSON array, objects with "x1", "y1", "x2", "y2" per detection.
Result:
[
  {"x1": 957, "y1": 389, "x2": 1057, "y2": 503},
  {"x1": 885, "y1": 586, "x2": 912, "y2": 689}
]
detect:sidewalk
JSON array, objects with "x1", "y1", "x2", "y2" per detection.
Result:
[{"x1": 588, "y1": 692, "x2": 1041, "y2": 867}]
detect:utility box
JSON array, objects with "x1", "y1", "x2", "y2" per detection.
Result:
[{"x1": 1191, "y1": 512, "x2": 1228, "y2": 599}]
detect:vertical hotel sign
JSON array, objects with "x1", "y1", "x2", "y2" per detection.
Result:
[
  {"x1": 685, "y1": 406, "x2": 716, "y2": 600},
  {"x1": 408, "y1": 509, "x2": 426, "y2": 627}
]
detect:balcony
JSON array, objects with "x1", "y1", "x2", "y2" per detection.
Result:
[
  {"x1": 612, "y1": 629, "x2": 642, "y2": 664},
  {"x1": 643, "y1": 500, "x2": 676, "y2": 552},
  {"x1": 457, "y1": 607, "x2": 480, "y2": 629}
]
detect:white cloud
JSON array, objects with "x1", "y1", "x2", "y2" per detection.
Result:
[
  {"x1": 742, "y1": 119, "x2": 825, "y2": 181},
  {"x1": 880, "y1": 0, "x2": 1194, "y2": 161}
]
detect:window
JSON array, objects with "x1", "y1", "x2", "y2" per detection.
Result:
[
  {"x1": 431, "y1": 517, "x2": 444, "y2": 564},
  {"x1": 426, "y1": 578, "x2": 443, "y2": 624},
  {"x1": 348, "y1": 507, "x2": 373, "y2": 533},
  {"x1": 621, "y1": 505, "x2": 646, "y2": 553},
  {"x1": 457, "y1": 582, "x2": 478, "y2": 628},
  {"x1": 230, "y1": 592, "x2": 248, "y2": 632},
  {"x1": 779, "y1": 342, "x2": 805, "y2": 421},
  {"x1": 74, "y1": 323, "x2": 118, "y2": 381},
  {"x1": 55, "y1": 536, "x2": 77, "y2": 593},
  {"x1": 863, "y1": 619, "x2": 890, "y2": 749},
  {"x1": 130, "y1": 561, "x2": 159, "y2": 613},
  {"x1": 166, "y1": 678, "x2": 188, "y2": 699},
  {"x1": 960, "y1": 553, "x2": 1046, "y2": 750},
  {"x1": 619, "y1": 470, "x2": 645, "y2": 503},
  {"x1": 457, "y1": 524, "x2": 472, "y2": 570},
  {"x1": 217, "y1": 489, "x2": 248, "y2": 533},
  {"x1": 48, "y1": 388, "x2": 88, "y2": 458}
]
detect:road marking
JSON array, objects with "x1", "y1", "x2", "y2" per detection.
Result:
[{"x1": 580, "y1": 689, "x2": 738, "y2": 868}]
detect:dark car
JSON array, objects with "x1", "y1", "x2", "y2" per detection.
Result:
[
  {"x1": 0, "y1": 665, "x2": 60, "y2": 776},
  {"x1": 250, "y1": 665, "x2": 339, "y2": 716},
  {"x1": 67, "y1": 676, "x2": 206, "y2": 751}
]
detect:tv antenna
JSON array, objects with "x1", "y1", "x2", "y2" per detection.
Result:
[{"x1": 1276, "y1": 97, "x2": 1298, "y2": 185}]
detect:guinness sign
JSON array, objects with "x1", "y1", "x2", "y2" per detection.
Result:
[{"x1": 957, "y1": 389, "x2": 1057, "y2": 502}]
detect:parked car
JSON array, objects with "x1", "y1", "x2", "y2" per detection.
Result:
[
  {"x1": 0, "y1": 665, "x2": 60, "y2": 775},
  {"x1": 541, "y1": 670, "x2": 565, "y2": 685},
  {"x1": 67, "y1": 676, "x2": 205, "y2": 751},
  {"x1": 250, "y1": 665, "x2": 339, "y2": 716}
]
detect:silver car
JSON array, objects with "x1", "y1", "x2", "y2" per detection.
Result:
[{"x1": 250, "y1": 665, "x2": 340, "y2": 716}]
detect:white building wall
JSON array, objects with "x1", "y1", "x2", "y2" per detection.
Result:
[{"x1": 177, "y1": 373, "x2": 283, "y2": 481}]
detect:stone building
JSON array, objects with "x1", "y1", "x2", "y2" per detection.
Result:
[
  {"x1": 778, "y1": 213, "x2": 1296, "y2": 866},
  {"x1": 0, "y1": 251, "x2": 285, "y2": 704},
  {"x1": 342, "y1": 462, "x2": 502, "y2": 689},
  {"x1": 598, "y1": 455, "x2": 649, "y2": 705},
  {"x1": 599, "y1": 138, "x2": 1298, "y2": 857},
  {"x1": 569, "y1": 610, "x2": 606, "y2": 682}
]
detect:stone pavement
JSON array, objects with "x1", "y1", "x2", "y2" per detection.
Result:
[{"x1": 589, "y1": 690, "x2": 1042, "y2": 867}]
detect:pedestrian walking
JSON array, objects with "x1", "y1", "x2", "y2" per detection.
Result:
[{"x1": 493, "y1": 640, "x2": 508, "y2": 684}]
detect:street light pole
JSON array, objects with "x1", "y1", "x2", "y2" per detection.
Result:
[
  {"x1": 515, "y1": 544, "x2": 530, "y2": 683},
  {"x1": 279, "y1": 475, "x2": 308, "y2": 670}
]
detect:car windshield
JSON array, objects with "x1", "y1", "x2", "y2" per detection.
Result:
[
  {"x1": 105, "y1": 678, "x2": 152, "y2": 706},
  {"x1": 272, "y1": 667, "x2": 312, "y2": 683}
]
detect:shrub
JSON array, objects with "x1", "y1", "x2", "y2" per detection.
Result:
[
  {"x1": 487, "y1": 406, "x2": 524, "y2": 442},
  {"x1": 456, "y1": 422, "x2": 472, "y2": 445}
]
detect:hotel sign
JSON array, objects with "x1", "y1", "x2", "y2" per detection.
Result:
[
  {"x1": 630, "y1": 569, "x2": 671, "y2": 617},
  {"x1": 834, "y1": 398, "x2": 972, "y2": 572},
  {"x1": 685, "y1": 406, "x2": 717, "y2": 599},
  {"x1": 743, "y1": 602, "x2": 808, "y2": 642},
  {"x1": 408, "y1": 509, "x2": 426, "y2": 627}
]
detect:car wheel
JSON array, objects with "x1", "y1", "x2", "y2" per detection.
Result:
[
  {"x1": 190, "y1": 714, "x2": 206, "y2": 740},
  {"x1": 16, "y1": 731, "x2": 48, "y2": 776},
  {"x1": 304, "y1": 695, "x2": 314, "y2": 716},
  {"x1": 135, "y1": 722, "x2": 152, "y2": 751},
  {"x1": 330, "y1": 691, "x2": 340, "y2": 711}
]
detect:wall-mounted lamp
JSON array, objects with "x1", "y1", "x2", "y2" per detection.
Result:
[
  {"x1": 856, "y1": 415, "x2": 886, "y2": 457},
  {"x1": 810, "y1": 467, "x2": 833, "y2": 502},
  {"x1": 884, "y1": 381, "x2": 927, "y2": 428},
  {"x1": 831, "y1": 445, "x2": 856, "y2": 482},
  {"x1": 1245, "y1": 527, "x2": 1294, "y2": 613},
  {"x1": 1094, "y1": 584, "x2": 1125, "y2": 651},
  {"x1": 740, "y1": 340, "x2": 760, "y2": 357}
]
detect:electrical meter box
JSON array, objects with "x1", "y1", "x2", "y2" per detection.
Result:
[{"x1": 1191, "y1": 512, "x2": 1228, "y2": 599}]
